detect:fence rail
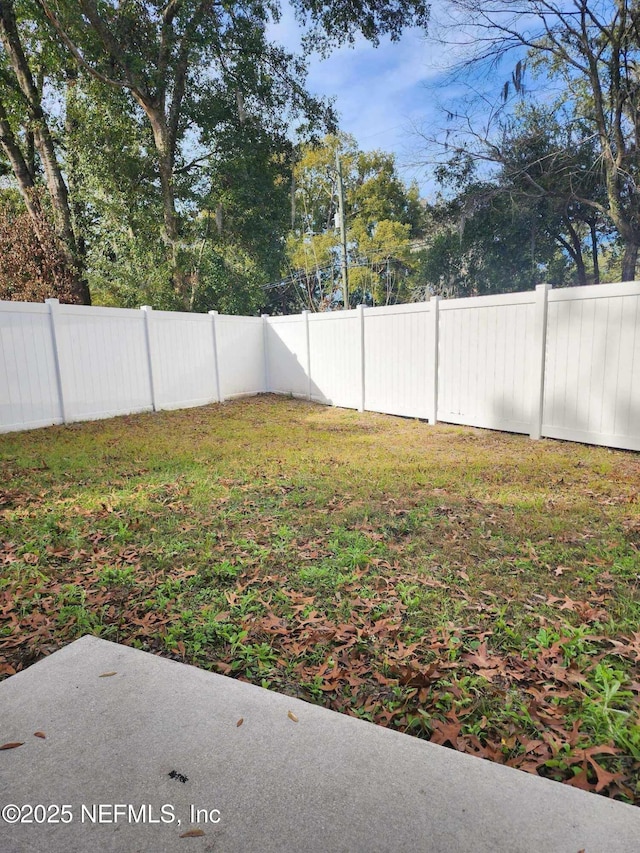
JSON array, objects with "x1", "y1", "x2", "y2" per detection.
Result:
[{"x1": 2, "y1": 282, "x2": 639, "y2": 452}]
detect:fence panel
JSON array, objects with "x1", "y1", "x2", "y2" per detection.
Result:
[
  {"x1": 308, "y1": 311, "x2": 361, "y2": 408},
  {"x1": 52, "y1": 304, "x2": 152, "y2": 423},
  {"x1": 216, "y1": 315, "x2": 266, "y2": 399},
  {"x1": 148, "y1": 310, "x2": 218, "y2": 410},
  {"x1": 437, "y1": 292, "x2": 536, "y2": 433},
  {"x1": 543, "y1": 283, "x2": 640, "y2": 451},
  {"x1": 266, "y1": 315, "x2": 309, "y2": 398},
  {"x1": 3, "y1": 284, "x2": 640, "y2": 453},
  {"x1": 364, "y1": 303, "x2": 434, "y2": 420},
  {"x1": 0, "y1": 301, "x2": 62, "y2": 433}
]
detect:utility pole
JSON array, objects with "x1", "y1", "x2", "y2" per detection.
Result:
[{"x1": 335, "y1": 150, "x2": 349, "y2": 309}]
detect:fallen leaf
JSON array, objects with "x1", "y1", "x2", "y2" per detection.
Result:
[
  {"x1": 236, "y1": 718, "x2": 244, "y2": 727},
  {"x1": 583, "y1": 754, "x2": 624, "y2": 793},
  {"x1": 462, "y1": 642, "x2": 499, "y2": 671},
  {"x1": 429, "y1": 720, "x2": 461, "y2": 747},
  {"x1": 33, "y1": 732, "x2": 46, "y2": 739},
  {"x1": 566, "y1": 769, "x2": 592, "y2": 791},
  {"x1": 287, "y1": 710, "x2": 298, "y2": 723},
  {"x1": 393, "y1": 662, "x2": 439, "y2": 688},
  {"x1": 0, "y1": 742, "x2": 24, "y2": 750},
  {"x1": 180, "y1": 829, "x2": 205, "y2": 838},
  {"x1": 99, "y1": 672, "x2": 117, "y2": 677}
]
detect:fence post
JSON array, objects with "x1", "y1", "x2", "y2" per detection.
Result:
[
  {"x1": 140, "y1": 306, "x2": 158, "y2": 412},
  {"x1": 45, "y1": 298, "x2": 67, "y2": 424},
  {"x1": 530, "y1": 283, "x2": 551, "y2": 440},
  {"x1": 302, "y1": 309, "x2": 311, "y2": 400},
  {"x1": 208, "y1": 310, "x2": 223, "y2": 403},
  {"x1": 357, "y1": 304, "x2": 365, "y2": 412},
  {"x1": 261, "y1": 314, "x2": 270, "y2": 393},
  {"x1": 429, "y1": 296, "x2": 440, "y2": 425}
]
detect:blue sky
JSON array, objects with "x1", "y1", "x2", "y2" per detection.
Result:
[
  {"x1": 268, "y1": 3, "x2": 495, "y2": 199},
  {"x1": 268, "y1": 5, "x2": 454, "y2": 198}
]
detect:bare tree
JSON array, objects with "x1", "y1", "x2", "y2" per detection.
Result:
[{"x1": 435, "y1": 0, "x2": 640, "y2": 280}]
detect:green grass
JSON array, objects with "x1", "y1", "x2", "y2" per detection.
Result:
[{"x1": 1, "y1": 395, "x2": 639, "y2": 802}]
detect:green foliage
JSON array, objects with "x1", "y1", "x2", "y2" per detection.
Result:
[
  {"x1": 1, "y1": 0, "x2": 430, "y2": 310},
  {"x1": 580, "y1": 663, "x2": 640, "y2": 760},
  {"x1": 293, "y1": 0, "x2": 430, "y2": 50},
  {"x1": 417, "y1": 150, "x2": 575, "y2": 297},
  {"x1": 283, "y1": 133, "x2": 424, "y2": 309}
]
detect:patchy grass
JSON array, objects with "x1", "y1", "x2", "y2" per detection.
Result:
[{"x1": 1, "y1": 395, "x2": 639, "y2": 802}]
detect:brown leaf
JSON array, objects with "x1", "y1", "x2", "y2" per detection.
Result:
[
  {"x1": 180, "y1": 829, "x2": 205, "y2": 838},
  {"x1": 586, "y1": 756, "x2": 624, "y2": 793},
  {"x1": 430, "y1": 720, "x2": 461, "y2": 747},
  {"x1": 462, "y1": 642, "x2": 499, "y2": 671},
  {"x1": 0, "y1": 742, "x2": 24, "y2": 750},
  {"x1": 33, "y1": 731, "x2": 46, "y2": 739},
  {"x1": 287, "y1": 710, "x2": 298, "y2": 723},
  {"x1": 577, "y1": 744, "x2": 618, "y2": 760},
  {"x1": 393, "y1": 662, "x2": 439, "y2": 688},
  {"x1": 476, "y1": 667, "x2": 500, "y2": 680},
  {"x1": 236, "y1": 718, "x2": 244, "y2": 727},
  {"x1": 566, "y1": 768, "x2": 592, "y2": 791},
  {"x1": 99, "y1": 671, "x2": 117, "y2": 677}
]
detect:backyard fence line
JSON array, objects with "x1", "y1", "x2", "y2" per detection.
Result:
[{"x1": 1, "y1": 281, "x2": 640, "y2": 452}]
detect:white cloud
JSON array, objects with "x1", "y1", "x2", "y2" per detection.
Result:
[{"x1": 267, "y1": 2, "x2": 495, "y2": 196}]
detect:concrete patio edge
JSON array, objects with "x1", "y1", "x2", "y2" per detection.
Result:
[{"x1": 1, "y1": 635, "x2": 638, "y2": 852}]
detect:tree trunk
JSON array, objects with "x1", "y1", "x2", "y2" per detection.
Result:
[
  {"x1": 590, "y1": 223, "x2": 600, "y2": 284},
  {"x1": 576, "y1": 251, "x2": 587, "y2": 286},
  {"x1": 0, "y1": 98, "x2": 39, "y2": 220},
  {"x1": 556, "y1": 223, "x2": 587, "y2": 286},
  {"x1": 147, "y1": 111, "x2": 189, "y2": 307},
  {"x1": 65, "y1": 71, "x2": 88, "y2": 278},
  {"x1": 0, "y1": 2, "x2": 89, "y2": 304},
  {"x1": 621, "y1": 240, "x2": 639, "y2": 281}
]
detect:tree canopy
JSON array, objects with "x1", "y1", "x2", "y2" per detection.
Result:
[
  {"x1": 426, "y1": 0, "x2": 640, "y2": 281},
  {"x1": 278, "y1": 133, "x2": 425, "y2": 310},
  {"x1": 0, "y1": 0, "x2": 431, "y2": 307}
]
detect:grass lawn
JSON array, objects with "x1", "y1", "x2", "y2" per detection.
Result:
[{"x1": 1, "y1": 395, "x2": 639, "y2": 802}]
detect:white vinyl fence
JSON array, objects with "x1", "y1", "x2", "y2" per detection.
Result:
[
  {"x1": 2, "y1": 282, "x2": 639, "y2": 452},
  {"x1": 542, "y1": 283, "x2": 640, "y2": 451},
  {"x1": 437, "y1": 291, "x2": 537, "y2": 433},
  {"x1": 0, "y1": 299, "x2": 260, "y2": 433}
]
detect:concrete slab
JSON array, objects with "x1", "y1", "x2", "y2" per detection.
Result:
[{"x1": 0, "y1": 636, "x2": 638, "y2": 853}]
